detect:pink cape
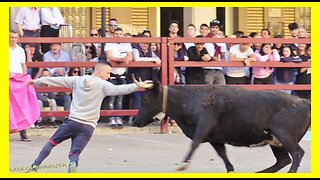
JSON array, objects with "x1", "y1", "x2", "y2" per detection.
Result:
[{"x1": 9, "y1": 73, "x2": 40, "y2": 133}]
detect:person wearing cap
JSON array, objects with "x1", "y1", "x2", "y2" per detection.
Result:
[{"x1": 202, "y1": 19, "x2": 226, "y2": 85}]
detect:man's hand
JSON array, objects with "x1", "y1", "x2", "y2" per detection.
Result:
[{"x1": 26, "y1": 80, "x2": 35, "y2": 86}]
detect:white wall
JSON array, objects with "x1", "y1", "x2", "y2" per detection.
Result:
[{"x1": 192, "y1": 7, "x2": 217, "y2": 36}]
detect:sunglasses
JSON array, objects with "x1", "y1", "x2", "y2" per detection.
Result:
[
  {"x1": 109, "y1": 24, "x2": 118, "y2": 27},
  {"x1": 85, "y1": 45, "x2": 92, "y2": 49},
  {"x1": 73, "y1": 70, "x2": 80, "y2": 73},
  {"x1": 90, "y1": 34, "x2": 99, "y2": 36}
]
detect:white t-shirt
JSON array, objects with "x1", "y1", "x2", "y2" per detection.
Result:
[
  {"x1": 104, "y1": 43, "x2": 133, "y2": 75},
  {"x1": 9, "y1": 45, "x2": 26, "y2": 74},
  {"x1": 225, "y1": 44, "x2": 254, "y2": 77}
]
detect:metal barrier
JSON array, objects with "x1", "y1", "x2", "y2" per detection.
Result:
[
  {"x1": 20, "y1": 36, "x2": 311, "y2": 133},
  {"x1": 59, "y1": 24, "x2": 73, "y2": 54}
]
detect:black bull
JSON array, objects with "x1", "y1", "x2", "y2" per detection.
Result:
[{"x1": 133, "y1": 81, "x2": 310, "y2": 173}]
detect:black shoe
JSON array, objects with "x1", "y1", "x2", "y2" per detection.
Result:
[
  {"x1": 50, "y1": 122, "x2": 58, "y2": 128},
  {"x1": 20, "y1": 135, "x2": 32, "y2": 142},
  {"x1": 117, "y1": 123, "x2": 123, "y2": 129},
  {"x1": 25, "y1": 164, "x2": 39, "y2": 173}
]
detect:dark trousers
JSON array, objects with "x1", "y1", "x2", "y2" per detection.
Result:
[
  {"x1": 40, "y1": 25, "x2": 60, "y2": 54},
  {"x1": 225, "y1": 75, "x2": 246, "y2": 85},
  {"x1": 33, "y1": 119, "x2": 94, "y2": 166}
]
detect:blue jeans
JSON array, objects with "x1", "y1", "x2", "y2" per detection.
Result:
[{"x1": 56, "y1": 94, "x2": 71, "y2": 110}]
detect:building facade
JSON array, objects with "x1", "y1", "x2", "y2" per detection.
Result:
[{"x1": 10, "y1": 7, "x2": 311, "y2": 38}]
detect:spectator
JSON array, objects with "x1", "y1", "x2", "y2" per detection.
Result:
[
  {"x1": 40, "y1": 7, "x2": 65, "y2": 54},
  {"x1": 128, "y1": 35, "x2": 161, "y2": 124},
  {"x1": 173, "y1": 42, "x2": 188, "y2": 84},
  {"x1": 252, "y1": 43, "x2": 280, "y2": 84},
  {"x1": 294, "y1": 44, "x2": 311, "y2": 100},
  {"x1": 233, "y1": 30, "x2": 244, "y2": 38},
  {"x1": 24, "y1": 43, "x2": 43, "y2": 79},
  {"x1": 84, "y1": 43, "x2": 98, "y2": 75},
  {"x1": 68, "y1": 67, "x2": 82, "y2": 77},
  {"x1": 274, "y1": 45, "x2": 302, "y2": 95},
  {"x1": 184, "y1": 24, "x2": 197, "y2": 49},
  {"x1": 199, "y1": 23, "x2": 209, "y2": 36},
  {"x1": 186, "y1": 35, "x2": 212, "y2": 84},
  {"x1": 36, "y1": 69, "x2": 57, "y2": 128},
  {"x1": 272, "y1": 34, "x2": 283, "y2": 53},
  {"x1": 150, "y1": 42, "x2": 160, "y2": 58},
  {"x1": 14, "y1": 7, "x2": 41, "y2": 50},
  {"x1": 106, "y1": 18, "x2": 118, "y2": 37},
  {"x1": 261, "y1": 28, "x2": 271, "y2": 39},
  {"x1": 298, "y1": 27, "x2": 307, "y2": 38},
  {"x1": 225, "y1": 36, "x2": 256, "y2": 84},
  {"x1": 89, "y1": 28, "x2": 101, "y2": 55},
  {"x1": 168, "y1": 20, "x2": 180, "y2": 38},
  {"x1": 43, "y1": 43, "x2": 71, "y2": 77},
  {"x1": 104, "y1": 27, "x2": 133, "y2": 128},
  {"x1": 203, "y1": 30, "x2": 226, "y2": 85},
  {"x1": 286, "y1": 22, "x2": 299, "y2": 55}
]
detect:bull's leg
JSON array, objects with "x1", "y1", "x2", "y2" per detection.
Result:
[
  {"x1": 256, "y1": 145, "x2": 291, "y2": 173},
  {"x1": 287, "y1": 145, "x2": 305, "y2": 173},
  {"x1": 176, "y1": 119, "x2": 215, "y2": 171},
  {"x1": 209, "y1": 142, "x2": 234, "y2": 173}
]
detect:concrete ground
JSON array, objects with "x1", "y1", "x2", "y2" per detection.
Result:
[{"x1": 9, "y1": 123, "x2": 311, "y2": 175}]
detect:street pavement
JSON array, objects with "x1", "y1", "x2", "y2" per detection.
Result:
[{"x1": 9, "y1": 124, "x2": 311, "y2": 175}]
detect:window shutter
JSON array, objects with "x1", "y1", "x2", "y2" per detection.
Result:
[
  {"x1": 283, "y1": 8, "x2": 296, "y2": 38},
  {"x1": 246, "y1": 7, "x2": 264, "y2": 35},
  {"x1": 95, "y1": 7, "x2": 110, "y2": 29},
  {"x1": 132, "y1": 8, "x2": 149, "y2": 35}
]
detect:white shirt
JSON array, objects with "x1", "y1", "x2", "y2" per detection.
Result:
[
  {"x1": 41, "y1": 8, "x2": 65, "y2": 29},
  {"x1": 9, "y1": 45, "x2": 26, "y2": 74},
  {"x1": 225, "y1": 44, "x2": 254, "y2": 77},
  {"x1": 104, "y1": 43, "x2": 133, "y2": 75},
  {"x1": 15, "y1": 7, "x2": 41, "y2": 30}
]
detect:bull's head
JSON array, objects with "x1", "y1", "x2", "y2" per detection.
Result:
[{"x1": 133, "y1": 79, "x2": 164, "y2": 127}]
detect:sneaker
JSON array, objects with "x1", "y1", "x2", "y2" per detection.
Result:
[
  {"x1": 109, "y1": 118, "x2": 117, "y2": 129},
  {"x1": 25, "y1": 164, "x2": 39, "y2": 173},
  {"x1": 68, "y1": 161, "x2": 77, "y2": 173},
  {"x1": 116, "y1": 118, "x2": 123, "y2": 129},
  {"x1": 20, "y1": 135, "x2": 32, "y2": 142},
  {"x1": 50, "y1": 122, "x2": 58, "y2": 128}
]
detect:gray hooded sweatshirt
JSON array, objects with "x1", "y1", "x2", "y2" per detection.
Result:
[{"x1": 34, "y1": 75, "x2": 139, "y2": 128}]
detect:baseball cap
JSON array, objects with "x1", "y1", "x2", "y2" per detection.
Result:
[{"x1": 210, "y1": 19, "x2": 222, "y2": 27}]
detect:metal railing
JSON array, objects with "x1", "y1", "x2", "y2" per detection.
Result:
[{"x1": 20, "y1": 36, "x2": 311, "y2": 133}]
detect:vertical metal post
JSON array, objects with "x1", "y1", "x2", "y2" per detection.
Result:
[
  {"x1": 160, "y1": 37, "x2": 169, "y2": 134},
  {"x1": 100, "y1": 7, "x2": 107, "y2": 61}
]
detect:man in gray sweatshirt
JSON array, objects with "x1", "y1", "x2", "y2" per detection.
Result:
[{"x1": 25, "y1": 61, "x2": 152, "y2": 173}]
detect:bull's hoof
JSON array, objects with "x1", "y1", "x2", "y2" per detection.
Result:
[{"x1": 176, "y1": 162, "x2": 190, "y2": 171}]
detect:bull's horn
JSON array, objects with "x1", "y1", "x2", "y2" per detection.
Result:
[{"x1": 132, "y1": 74, "x2": 154, "y2": 89}]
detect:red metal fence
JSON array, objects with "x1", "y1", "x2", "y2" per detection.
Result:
[{"x1": 19, "y1": 37, "x2": 311, "y2": 133}]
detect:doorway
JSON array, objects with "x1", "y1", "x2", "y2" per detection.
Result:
[{"x1": 160, "y1": 7, "x2": 184, "y2": 37}]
